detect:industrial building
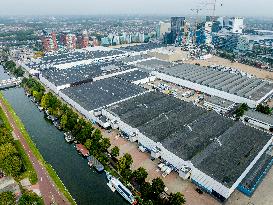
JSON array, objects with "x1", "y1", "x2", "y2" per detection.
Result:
[
  {"x1": 24, "y1": 47, "x2": 127, "y2": 70},
  {"x1": 102, "y1": 91, "x2": 273, "y2": 201},
  {"x1": 39, "y1": 61, "x2": 138, "y2": 92},
  {"x1": 204, "y1": 96, "x2": 236, "y2": 114},
  {"x1": 59, "y1": 77, "x2": 147, "y2": 121},
  {"x1": 23, "y1": 43, "x2": 273, "y2": 202},
  {"x1": 151, "y1": 63, "x2": 273, "y2": 108},
  {"x1": 242, "y1": 110, "x2": 273, "y2": 131}
]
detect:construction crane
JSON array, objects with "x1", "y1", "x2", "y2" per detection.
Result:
[
  {"x1": 190, "y1": 8, "x2": 202, "y2": 44},
  {"x1": 200, "y1": 0, "x2": 223, "y2": 20}
]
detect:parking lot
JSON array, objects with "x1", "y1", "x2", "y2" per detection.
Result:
[{"x1": 101, "y1": 128, "x2": 220, "y2": 205}]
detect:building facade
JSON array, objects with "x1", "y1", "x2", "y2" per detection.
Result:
[{"x1": 41, "y1": 29, "x2": 58, "y2": 52}]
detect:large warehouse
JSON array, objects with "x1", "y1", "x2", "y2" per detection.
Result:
[
  {"x1": 58, "y1": 77, "x2": 148, "y2": 121},
  {"x1": 102, "y1": 92, "x2": 273, "y2": 201},
  {"x1": 150, "y1": 63, "x2": 273, "y2": 108}
]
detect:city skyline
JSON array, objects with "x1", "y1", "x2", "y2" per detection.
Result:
[{"x1": 1, "y1": 0, "x2": 273, "y2": 17}]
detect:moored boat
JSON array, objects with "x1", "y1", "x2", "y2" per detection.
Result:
[{"x1": 105, "y1": 172, "x2": 136, "y2": 204}]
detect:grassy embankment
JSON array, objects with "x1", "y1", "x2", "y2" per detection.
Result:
[{"x1": 0, "y1": 92, "x2": 76, "y2": 205}]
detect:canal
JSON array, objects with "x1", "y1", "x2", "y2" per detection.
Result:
[
  {"x1": 2, "y1": 87, "x2": 127, "y2": 205},
  {"x1": 0, "y1": 65, "x2": 10, "y2": 81}
]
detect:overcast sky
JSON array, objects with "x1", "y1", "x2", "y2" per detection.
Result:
[{"x1": 0, "y1": 0, "x2": 272, "y2": 17}]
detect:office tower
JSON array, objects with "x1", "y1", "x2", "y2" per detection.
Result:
[
  {"x1": 157, "y1": 21, "x2": 171, "y2": 40},
  {"x1": 229, "y1": 17, "x2": 244, "y2": 34},
  {"x1": 171, "y1": 17, "x2": 186, "y2": 44}
]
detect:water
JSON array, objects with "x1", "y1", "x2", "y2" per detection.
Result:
[
  {"x1": 0, "y1": 65, "x2": 11, "y2": 81},
  {"x1": 2, "y1": 87, "x2": 128, "y2": 205}
]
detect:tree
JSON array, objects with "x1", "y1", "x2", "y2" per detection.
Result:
[
  {"x1": 110, "y1": 146, "x2": 120, "y2": 158},
  {"x1": 151, "y1": 178, "x2": 165, "y2": 196},
  {"x1": 256, "y1": 104, "x2": 272, "y2": 115},
  {"x1": 123, "y1": 153, "x2": 133, "y2": 169},
  {"x1": 121, "y1": 168, "x2": 132, "y2": 182},
  {"x1": 32, "y1": 90, "x2": 43, "y2": 102},
  {"x1": 0, "y1": 130, "x2": 13, "y2": 145},
  {"x1": 0, "y1": 155, "x2": 22, "y2": 177},
  {"x1": 140, "y1": 182, "x2": 152, "y2": 201},
  {"x1": 91, "y1": 129, "x2": 102, "y2": 142},
  {"x1": 19, "y1": 191, "x2": 44, "y2": 205},
  {"x1": 132, "y1": 167, "x2": 148, "y2": 184},
  {"x1": 143, "y1": 200, "x2": 154, "y2": 205},
  {"x1": 0, "y1": 192, "x2": 16, "y2": 205},
  {"x1": 235, "y1": 103, "x2": 249, "y2": 118},
  {"x1": 168, "y1": 192, "x2": 186, "y2": 205},
  {"x1": 117, "y1": 156, "x2": 127, "y2": 172},
  {"x1": 40, "y1": 93, "x2": 50, "y2": 109},
  {"x1": 84, "y1": 139, "x2": 92, "y2": 150},
  {"x1": 0, "y1": 143, "x2": 18, "y2": 161},
  {"x1": 99, "y1": 138, "x2": 111, "y2": 152},
  {"x1": 60, "y1": 114, "x2": 68, "y2": 130}
]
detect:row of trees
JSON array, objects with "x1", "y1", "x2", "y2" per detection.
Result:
[
  {"x1": 3, "y1": 60, "x2": 24, "y2": 77},
  {"x1": 0, "y1": 111, "x2": 25, "y2": 178},
  {"x1": 22, "y1": 77, "x2": 185, "y2": 205},
  {"x1": 22, "y1": 78, "x2": 112, "y2": 165}
]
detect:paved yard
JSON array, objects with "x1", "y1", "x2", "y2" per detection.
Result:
[{"x1": 102, "y1": 129, "x2": 220, "y2": 205}]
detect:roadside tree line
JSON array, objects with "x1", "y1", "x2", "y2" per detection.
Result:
[
  {"x1": 22, "y1": 77, "x2": 186, "y2": 205},
  {"x1": 0, "y1": 105, "x2": 37, "y2": 183}
]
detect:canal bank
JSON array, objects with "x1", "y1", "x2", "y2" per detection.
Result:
[{"x1": 2, "y1": 87, "x2": 128, "y2": 205}]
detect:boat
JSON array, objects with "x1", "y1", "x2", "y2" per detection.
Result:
[
  {"x1": 105, "y1": 172, "x2": 136, "y2": 204},
  {"x1": 64, "y1": 132, "x2": 75, "y2": 143},
  {"x1": 87, "y1": 155, "x2": 104, "y2": 172},
  {"x1": 75, "y1": 144, "x2": 89, "y2": 157}
]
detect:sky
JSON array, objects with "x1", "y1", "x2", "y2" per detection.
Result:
[{"x1": 0, "y1": 0, "x2": 272, "y2": 17}]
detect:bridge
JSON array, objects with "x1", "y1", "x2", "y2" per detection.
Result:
[{"x1": 0, "y1": 77, "x2": 22, "y2": 90}]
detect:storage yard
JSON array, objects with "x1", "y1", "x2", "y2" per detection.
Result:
[{"x1": 23, "y1": 44, "x2": 273, "y2": 203}]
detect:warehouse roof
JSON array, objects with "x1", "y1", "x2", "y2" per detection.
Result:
[
  {"x1": 244, "y1": 110, "x2": 273, "y2": 125},
  {"x1": 192, "y1": 122, "x2": 272, "y2": 188},
  {"x1": 108, "y1": 91, "x2": 273, "y2": 188},
  {"x1": 136, "y1": 59, "x2": 175, "y2": 71},
  {"x1": 27, "y1": 48, "x2": 125, "y2": 69},
  {"x1": 120, "y1": 55, "x2": 150, "y2": 64},
  {"x1": 159, "y1": 64, "x2": 273, "y2": 101},
  {"x1": 115, "y1": 70, "x2": 150, "y2": 83},
  {"x1": 205, "y1": 96, "x2": 235, "y2": 108},
  {"x1": 62, "y1": 77, "x2": 146, "y2": 111},
  {"x1": 40, "y1": 61, "x2": 135, "y2": 86},
  {"x1": 108, "y1": 92, "x2": 183, "y2": 127}
]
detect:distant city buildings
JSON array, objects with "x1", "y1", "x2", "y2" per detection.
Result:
[
  {"x1": 228, "y1": 17, "x2": 244, "y2": 34},
  {"x1": 41, "y1": 29, "x2": 58, "y2": 52},
  {"x1": 77, "y1": 30, "x2": 89, "y2": 48},
  {"x1": 157, "y1": 21, "x2": 171, "y2": 40},
  {"x1": 60, "y1": 32, "x2": 77, "y2": 50}
]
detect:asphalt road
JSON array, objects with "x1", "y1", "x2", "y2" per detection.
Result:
[{"x1": 0, "y1": 98, "x2": 71, "y2": 205}]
